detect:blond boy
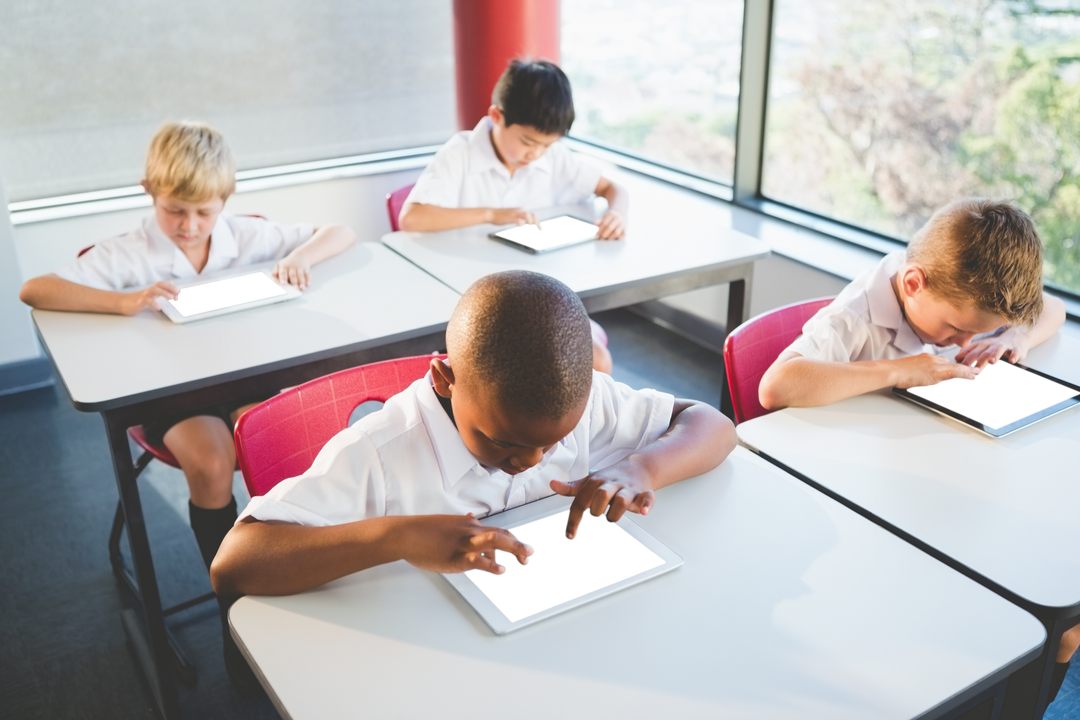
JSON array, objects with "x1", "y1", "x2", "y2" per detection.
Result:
[
  {"x1": 758, "y1": 199, "x2": 1066, "y2": 410},
  {"x1": 20, "y1": 122, "x2": 355, "y2": 683}
]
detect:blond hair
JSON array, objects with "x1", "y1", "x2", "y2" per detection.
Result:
[
  {"x1": 144, "y1": 121, "x2": 235, "y2": 202},
  {"x1": 907, "y1": 198, "x2": 1044, "y2": 327}
]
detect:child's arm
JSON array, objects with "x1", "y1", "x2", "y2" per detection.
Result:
[
  {"x1": 594, "y1": 177, "x2": 628, "y2": 240},
  {"x1": 19, "y1": 274, "x2": 178, "y2": 315},
  {"x1": 271, "y1": 224, "x2": 356, "y2": 290},
  {"x1": 397, "y1": 203, "x2": 539, "y2": 233},
  {"x1": 210, "y1": 513, "x2": 533, "y2": 597},
  {"x1": 758, "y1": 350, "x2": 978, "y2": 410},
  {"x1": 550, "y1": 399, "x2": 734, "y2": 539},
  {"x1": 955, "y1": 292, "x2": 1067, "y2": 368}
]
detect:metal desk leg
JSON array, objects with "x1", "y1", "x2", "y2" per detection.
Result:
[
  {"x1": 103, "y1": 413, "x2": 181, "y2": 719},
  {"x1": 721, "y1": 271, "x2": 754, "y2": 420}
]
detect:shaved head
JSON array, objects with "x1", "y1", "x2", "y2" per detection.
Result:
[{"x1": 446, "y1": 271, "x2": 593, "y2": 420}]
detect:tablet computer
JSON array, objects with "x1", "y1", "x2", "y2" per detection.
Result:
[
  {"x1": 441, "y1": 493, "x2": 682, "y2": 635},
  {"x1": 488, "y1": 215, "x2": 600, "y2": 254},
  {"x1": 893, "y1": 360, "x2": 1080, "y2": 437},
  {"x1": 158, "y1": 271, "x2": 300, "y2": 324}
]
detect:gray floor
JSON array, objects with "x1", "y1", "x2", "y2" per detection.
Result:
[{"x1": 1, "y1": 308, "x2": 1077, "y2": 719}]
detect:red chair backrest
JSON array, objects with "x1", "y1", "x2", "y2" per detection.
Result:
[
  {"x1": 235, "y1": 354, "x2": 442, "y2": 497},
  {"x1": 386, "y1": 184, "x2": 415, "y2": 232},
  {"x1": 723, "y1": 297, "x2": 835, "y2": 424}
]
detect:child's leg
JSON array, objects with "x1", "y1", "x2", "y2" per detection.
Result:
[
  {"x1": 590, "y1": 319, "x2": 613, "y2": 374},
  {"x1": 1050, "y1": 623, "x2": 1080, "y2": 703},
  {"x1": 163, "y1": 415, "x2": 239, "y2": 569}
]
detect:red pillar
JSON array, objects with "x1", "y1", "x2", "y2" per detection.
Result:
[{"x1": 452, "y1": 0, "x2": 560, "y2": 131}]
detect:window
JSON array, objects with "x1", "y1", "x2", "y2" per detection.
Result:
[
  {"x1": 562, "y1": 0, "x2": 744, "y2": 185},
  {"x1": 762, "y1": 0, "x2": 1080, "y2": 295},
  {"x1": 0, "y1": 0, "x2": 454, "y2": 202}
]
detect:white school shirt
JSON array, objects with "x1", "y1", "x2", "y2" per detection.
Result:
[
  {"x1": 54, "y1": 214, "x2": 315, "y2": 291},
  {"x1": 785, "y1": 251, "x2": 945, "y2": 362},
  {"x1": 404, "y1": 117, "x2": 603, "y2": 211},
  {"x1": 239, "y1": 371, "x2": 675, "y2": 526}
]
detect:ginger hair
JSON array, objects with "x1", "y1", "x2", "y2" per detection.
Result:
[{"x1": 907, "y1": 198, "x2": 1044, "y2": 327}]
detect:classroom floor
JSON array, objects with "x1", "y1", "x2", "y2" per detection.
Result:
[{"x1": 1, "y1": 307, "x2": 1078, "y2": 720}]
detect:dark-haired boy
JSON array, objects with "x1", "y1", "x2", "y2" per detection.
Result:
[
  {"x1": 398, "y1": 59, "x2": 628, "y2": 373},
  {"x1": 211, "y1": 270, "x2": 734, "y2": 597},
  {"x1": 399, "y1": 59, "x2": 628, "y2": 240}
]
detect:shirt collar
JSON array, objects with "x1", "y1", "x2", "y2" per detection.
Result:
[
  {"x1": 415, "y1": 372, "x2": 484, "y2": 491},
  {"x1": 146, "y1": 214, "x2": 237, "y2": 279},
  {"x1": 866, "y1": 250, "x2": 929, "y2": 355},
  {"x1": 466, "y1": 116, "x2": 552, "y2": 179}
]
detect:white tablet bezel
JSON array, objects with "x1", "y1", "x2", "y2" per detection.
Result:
[
  {"x1": 441, "y1": 493, "x2": 683, "y2": 635},
  {"x1": 158, "y1": 270, "x2": 301, "y2": 324},
  {"x1": 488, "y1": 215, "x2": 600, "y2": 254},
  {"x1": 892, "y1": 362, "x2": 1080, "y2": 437}
]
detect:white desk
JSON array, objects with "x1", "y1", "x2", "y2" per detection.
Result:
[
  {"x1": 736, "y1": 332, "x2": 1080, "y2": 719},
  {"x1": 231, "y1": 448, "x2": 1043, "y2": 720},
  {"x1": 34, "y1": 243, "x2": 459, "y2": 412},
  {"x1": 32, "y1": 242, "x2": 462, "y2": 720},
  {"x1": 381, "y1": 204, "x2": 770, "y2": 329}
]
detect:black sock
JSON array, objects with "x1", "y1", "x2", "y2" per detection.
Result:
[
  {"x1": 188, "y1": 497, "x2": 238, "y2": 571},
  {"x1": 1049, "y1": 660, "x2": 1071, "y2": 704}
]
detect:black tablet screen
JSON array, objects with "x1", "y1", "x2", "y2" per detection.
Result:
[
  {"x1": 911, "y1": 362, "x2": 1071, "y2": 425},
  {"x1": 177, "y1": 274, "x2": 280, "y2": 313},
  {"x1": 468, "y1": 511, "x2": 660, "y2": 621},
  {"x1": 501, "y1": 218, "x2": 596, "y2": 249}
]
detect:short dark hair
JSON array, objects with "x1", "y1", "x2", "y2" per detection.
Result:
[
  {"x1": 492, "y1": 59, "x2": 575, "y2": 136},
  {"x1": 447, "y1": 270, "x2": 593, "y2": 420}
]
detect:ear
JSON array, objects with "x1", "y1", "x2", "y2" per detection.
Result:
[
  {"x1": 140, "y1": 180, "x2": 154, "y2": 199},
  {"x1": 488, "y1": 105, "x2": 504, "y2": 127},
  {"x1": 430, "y1": 358, "x2": 455, "y2": 399},
  {"x1": 899, "y1": 265, "x2": 928, "y2": 299}
]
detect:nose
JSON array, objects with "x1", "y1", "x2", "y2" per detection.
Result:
[
  {"x1": 953, "y1": 332, "x2": 976, "y2": 348},
  {"x1": 511, "y1": 447, "x2": 545, "y2": 470},
  {"x1": 180, "y1": 212, "x2": 197, "y2": 232}
]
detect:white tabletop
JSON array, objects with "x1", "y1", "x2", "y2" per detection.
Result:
[
  {"x1": 381, "y1": 201, "x2": 770, "y2": 304},
  {"x1": 32, "y1": 242, "x2": 461, "y2": 410},
  {"x1": 230, "y1": 447, "x2": 1042, "y2": 720},
  {"x1": 737, "y1": 332, "x2": 1080, "y2": 610}
]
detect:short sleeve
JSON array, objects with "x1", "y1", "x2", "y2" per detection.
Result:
[
  {"x1": 231, "y1": 216, "x2": 315, "y2": 262},
  {"x1": 405, "y1": 140, "x2": 468, "y2": 209},
  {"x1": 238, "y1": 427, "x2": 386, "y2": 527},
  {"x1": 550, "y1": 144, "x2": 603, "y2": 206},
  {"x1": 785, "y1": 306, "x2": 869, "y2": 363},
  {"x1": 53, "y1": 234, "x2": 149, "y2": 291},
  {"x1": 586, "y1": 372, "x2": 674, "y2": 471}
]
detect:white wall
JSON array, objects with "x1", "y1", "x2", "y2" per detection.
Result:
[{"x1": 0, "y1": 181, "x2": 39, "y2": 365}]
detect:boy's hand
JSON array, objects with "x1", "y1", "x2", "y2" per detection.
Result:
[
  {"x1": 273, "y1": 254, "x2": 312, "y2": 290},
  {"x1": 398, "y1": 514, "x2": 532, "y2": 575},
  {"x1": 551, "y1": 465, "x2": 655, "y2": 539},
  {"x1": 891, "y1": 353, "x2": 979, "y2": 388},
  {"x1": 955, "y1": 330, "x2": 1029, "y2": 368},
  {"x1": 122, "y1": 281, "x2": 178, "y2": 315},
  {"x1": 490, "y1": 208, "x2": 540, "y2": 228},
  {"x1": 596, "y1": 210, "x2": 626, "y2": 240}
]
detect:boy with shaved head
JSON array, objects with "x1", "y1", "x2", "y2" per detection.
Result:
[{"x1": 212, "y1": 271, "x2": 734, "y2": 597}]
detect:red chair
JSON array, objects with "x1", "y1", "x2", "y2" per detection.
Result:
[
  {"x1": 723, "y1": 297, "x2": 835, "y2": 424},
  {"x1": 236, "y1": 354, "x2": 442, "y2": 497},
  {"x1": 385, "y1": 184, "x2": 415, "y2": 232}
]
